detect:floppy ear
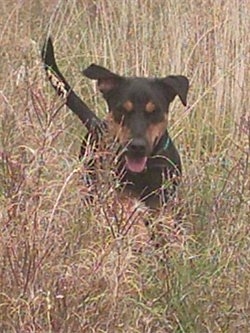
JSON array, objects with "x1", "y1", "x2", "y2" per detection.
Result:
[
  {"x1": 161, "y1": 75, "x2": 189, "y2": 106},
  {"x1": 82, "y1": 64, "x2": 122, "y2": 95}
]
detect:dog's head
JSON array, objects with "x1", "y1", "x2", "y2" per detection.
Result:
[{"x1": 83, "y1": 64, "x2": 189, "y2": 173}]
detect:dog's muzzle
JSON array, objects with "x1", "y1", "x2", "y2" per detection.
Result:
[{"x1": 125, "y1": 138, "x2": 148, "y2": 173}]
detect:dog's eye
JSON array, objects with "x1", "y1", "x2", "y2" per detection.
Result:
[
  {"x1": 145, "y1": 108, "x2": 164, "y2": 123},
  {"x1": 112, "y1": 107, "x2": 128, "y2": 124}
]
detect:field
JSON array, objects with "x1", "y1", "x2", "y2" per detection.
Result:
[{"x1": 0, "y1": 1, "x2": 249, "y2": 332}]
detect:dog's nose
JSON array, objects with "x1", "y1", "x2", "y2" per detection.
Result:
[{"x1": 128, "y1": 138, "x2": 147, "y2": 155}]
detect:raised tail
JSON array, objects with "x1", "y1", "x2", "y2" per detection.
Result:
[{"x1": 41, "y1": 37, "x2": 105, "y2": 133}]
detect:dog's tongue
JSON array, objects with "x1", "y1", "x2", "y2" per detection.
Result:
[{"x1": 125, "y1": 156, "x2": 147, "y2": 173}]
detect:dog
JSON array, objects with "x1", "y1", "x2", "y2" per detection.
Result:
[{"x1": 42, "y1": 37, "x2": 189, "y2": 210}]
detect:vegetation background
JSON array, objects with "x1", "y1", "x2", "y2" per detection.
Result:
[{"x1": 0, "y1": 0, "x2": 249, "y2": 332}]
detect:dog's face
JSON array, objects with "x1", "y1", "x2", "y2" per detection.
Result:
[{"x1": 83, "y1": 64, "x2": 189, "y2": 173}]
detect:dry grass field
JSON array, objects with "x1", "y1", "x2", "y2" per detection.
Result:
[{"x1": 0, "y1": 1, "x2": 249, "y2": 332}]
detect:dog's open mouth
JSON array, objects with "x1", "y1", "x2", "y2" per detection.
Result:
[{"x1": 125, "y1": 156, "x2": 147, "y2": 173}]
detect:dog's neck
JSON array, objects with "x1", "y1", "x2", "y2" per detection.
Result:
[{"x1": 152, "y1": 130, "x2": 171, "y2": 155}]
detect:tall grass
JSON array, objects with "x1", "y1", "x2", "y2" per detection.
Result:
[{"x1": 0, "y1": 0, "x2": 249, "y2": 332}]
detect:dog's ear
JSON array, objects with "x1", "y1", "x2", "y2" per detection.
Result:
[
  {"x1": 160, "y1": 75, "x2": 189, "y2": 106},
  {"x1": 83, "y1": 64, "x2": 122, "y2": 94}
]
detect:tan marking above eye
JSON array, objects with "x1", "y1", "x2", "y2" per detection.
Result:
[
  {"x1": 123, "y1": 100, "x2": 134, "y2": 112},
  {"x1": 145, "y1": 101, "x2": 156, "y2": 113}
]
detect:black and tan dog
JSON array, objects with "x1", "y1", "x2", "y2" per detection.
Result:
[{"x1": 42, "y1": 37, "x2": 189, "y2": 209}]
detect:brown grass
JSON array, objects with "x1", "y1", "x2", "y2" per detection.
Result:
[{"x1": 0, "y1": 0, "x2": 249, "y2": 332}]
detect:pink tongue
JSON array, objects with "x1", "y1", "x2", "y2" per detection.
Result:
[{"x1": 125, "y1": 156, "x2": 147, "y2": 173}]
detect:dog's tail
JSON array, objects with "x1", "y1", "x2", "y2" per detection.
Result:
[{"x1": 41, "y1": 37, "x2": 106, "y2": 133}]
